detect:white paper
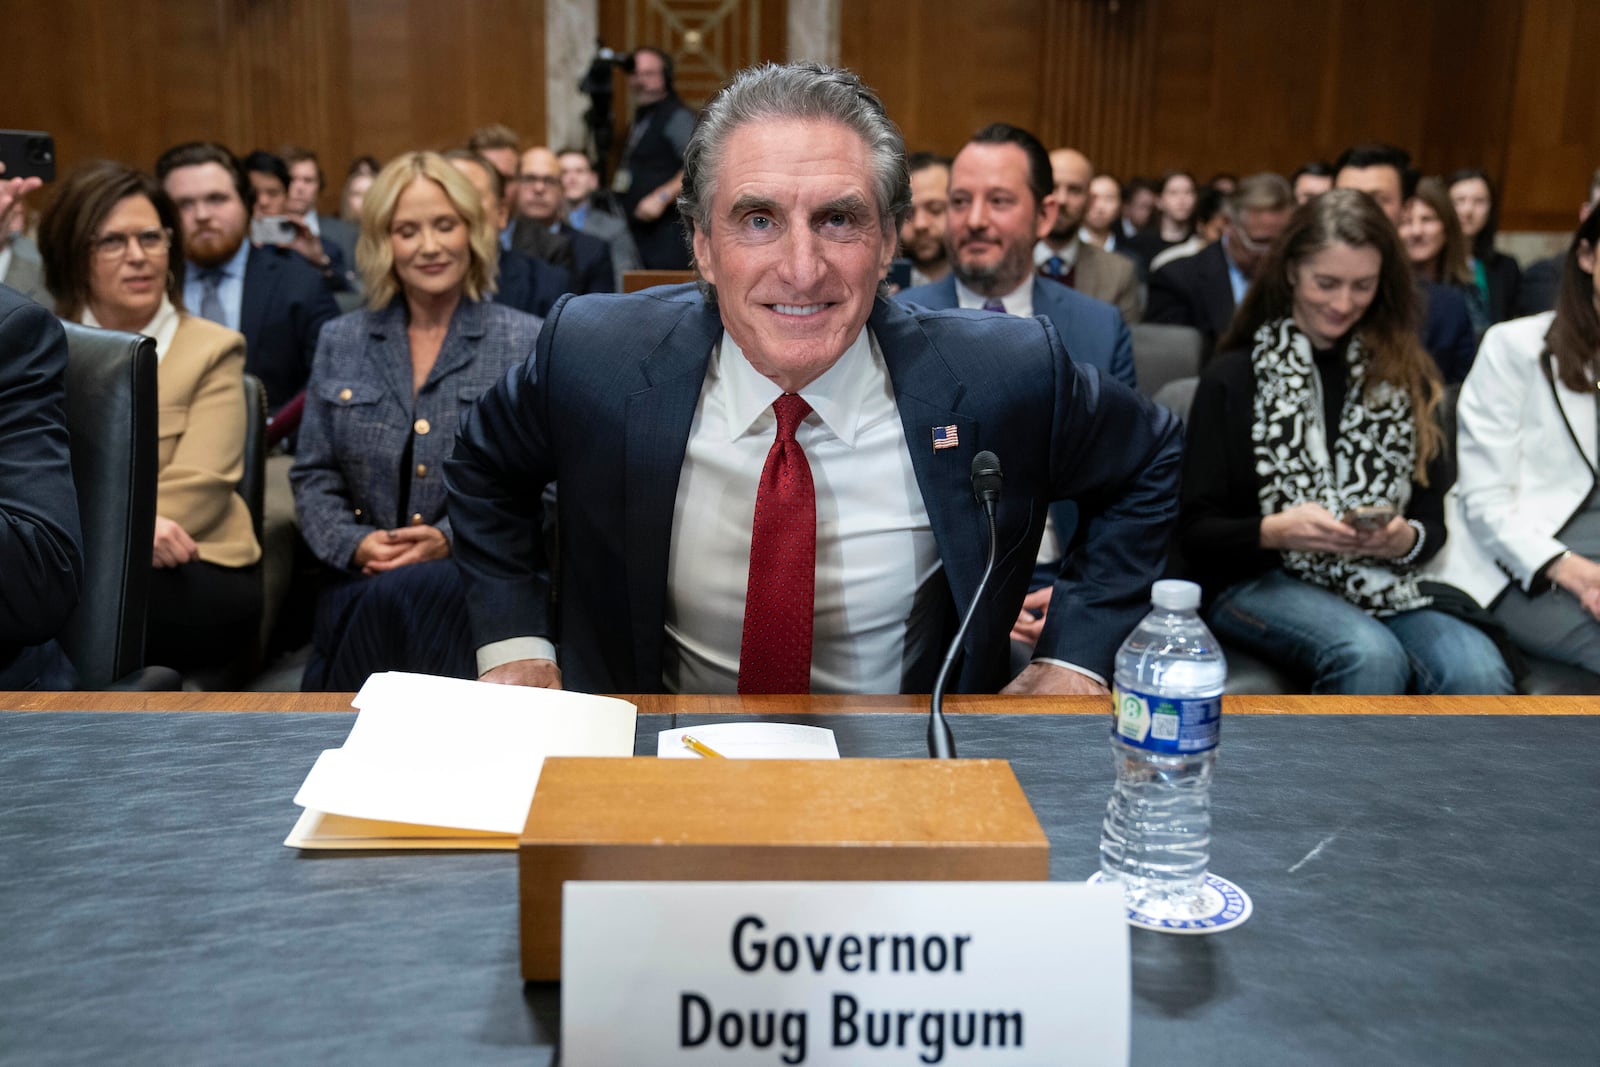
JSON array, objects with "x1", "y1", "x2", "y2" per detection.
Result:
[
  {"x1": 563, "y1": 881, "x2": 1130, "y2": 1065},
  {"x1": 656, "y1": 721, "x2": 839, "y2": 760},
  {"x1": 289, "y1": 672, "x2": 638, "y2": 839}
]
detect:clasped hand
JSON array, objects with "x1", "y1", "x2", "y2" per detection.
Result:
[
  {"x1": 1548, "y1": 552, "x2": 1600, "y2": 620},
  {"x1": 1261, "y1": 502, "x2": 1416, "y2": 559},
  {"x1": 353, "y1": 524, "x2": 449, "y2": 574}
]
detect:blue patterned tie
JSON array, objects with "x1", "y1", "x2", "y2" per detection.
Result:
[{"x1": 197, "y1": 268, "x2": 226, "y2": 326}]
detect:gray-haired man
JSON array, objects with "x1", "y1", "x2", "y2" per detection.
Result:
[{"x1": 446, "y1": 62, "x2": 1181, "y2": 698}]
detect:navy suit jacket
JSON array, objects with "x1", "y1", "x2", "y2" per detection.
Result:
[
  {"x1": 445, "y1": 285, "x2": 1181, "y2": 694},
  {"x1": 495, "y1": 248, "x2": 571, "y2": 319},
  {"x1": 240, "y1": 245, "x2": 341, "y2": 413},
  {"x1": 1420, "y1": 281, "x2": 1478, "y2": 384},
  {"x1": 1146, "y1": 241, "x2": 1236, "y2": 354},
  {"x1": 0, "y1": 285, "x2": 82, "y2": 687},
  {"x1": 897, "y1": 274, "x2": 1136, "y2": 389},
  {"x1": 897, "y1": 274, "x2": 1139, "y2": 582}
]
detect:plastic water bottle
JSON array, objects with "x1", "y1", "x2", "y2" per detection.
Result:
[{"x1": 1099, "y1": 579, "x2": 1226, "y2": 921}]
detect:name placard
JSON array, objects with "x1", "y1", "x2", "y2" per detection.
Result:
[{"x1": 561, "y1": 881, "x2": 1129, "y2": 1065}]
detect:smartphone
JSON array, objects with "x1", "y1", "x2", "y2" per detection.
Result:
[
  {"x1": 886, "y1": 257, "x2": 912, "y2": 290},
  {"x1": 0, "y1": 130, "x2": 56, "y2": 182},
  {"x1": 1344, "y1": 505, "x2": 1399, "y2": 531},
  {"x1": 250, "y1": 215, "x2": 297, "y2": 247}
]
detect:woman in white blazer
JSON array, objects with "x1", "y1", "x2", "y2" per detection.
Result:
[{"x1": 1427, "y1": 207, "x2": 1600, "y2": 672}]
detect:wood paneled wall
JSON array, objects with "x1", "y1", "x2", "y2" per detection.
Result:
[
  {"x1": 6, "y1": 0, "x2": 1592, "y2": 229},
  {"x1": 7, "y1": 0, "x2": 547, "y2": 216}
]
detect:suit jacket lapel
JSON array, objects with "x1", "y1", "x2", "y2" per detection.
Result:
[
  {"x1": 364, "y1": 301, "x2": 416, "y2": 410},
  {"x1": 1548, "y1": 352, "x2": 1600, "y2": 477},
  {"x1": 622, "y1": 295, "x2": 722, "y2": 687},
  {"x1": 1204, "y1": 244, "x2": 1237, "y2": 334},
  {"x1": 425, "y1": 298, "x2": 487, "y2": 389},
  {"x1": 240, "y1": 247, "x2": 278, "y2": 345},
  {"x1": 870, "y1": 297, "x2": 984, "y2": 612}
]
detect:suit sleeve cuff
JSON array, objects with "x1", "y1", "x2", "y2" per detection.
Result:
[
  {"x1": 476, "y1": 636, "x2": 558, "y2": 676},
  {"x1": 1028, "y1": 657, "x2": 1107, "y2": 688}
]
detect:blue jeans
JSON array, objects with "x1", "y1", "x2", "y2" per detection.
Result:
[{"x1": 1208, "y1": 569, "x2": 1514, "y2": 695}]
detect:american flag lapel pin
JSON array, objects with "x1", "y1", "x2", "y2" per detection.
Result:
[{"x1": 931, "y1": 424, "x2": 959, "y2": 450}]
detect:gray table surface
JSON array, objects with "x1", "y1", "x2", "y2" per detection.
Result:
[{"x1": 1, "y1": 710, "x2": 1596, "y2": 1065}]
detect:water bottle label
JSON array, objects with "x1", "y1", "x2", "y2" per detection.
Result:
[{"x1": 1112, "y1": 684, "x2": 1221, "y2": 754}]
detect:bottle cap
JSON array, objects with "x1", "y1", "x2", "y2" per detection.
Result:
[{"x1": 1150, "y1": 579, "x2": 1201, "y2": 611}]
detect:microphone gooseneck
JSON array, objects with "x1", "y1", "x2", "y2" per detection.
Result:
[{"x1": 928, "y1": 450, "x2": 1004, "y2": 759}]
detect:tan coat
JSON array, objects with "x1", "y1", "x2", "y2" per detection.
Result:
[
  {"x1": 157, "y1": 315, "x2": 260, "y2": 568},
  {"x1": 1074, "y1": 242, "x2": 1143, "y2": 325}
]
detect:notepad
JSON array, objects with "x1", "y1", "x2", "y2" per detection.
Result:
[
  {"x1": 656, "y1": 721, "x2": 840, "y2": 760},
  {"x1": 285, "y1": 672, "x2": 638, "y2": 850}
]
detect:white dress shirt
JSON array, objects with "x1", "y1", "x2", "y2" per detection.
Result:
[
  {"x1": 477, "y1": 326, "x2": 945, "y2": 693},
  {"x1": 954, "y1": 277, "x2": 1033, "y2": 316},
  {"x1": 182, "y1": 239, "x2": 249, "y2": 333},
  {"x1": 664, "y1": 327, "x2": 943, "y2": 693}
]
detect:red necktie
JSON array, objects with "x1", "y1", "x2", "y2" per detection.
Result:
[{"x1": 737, "y1": 393, "x2": 815, "y2": 694}]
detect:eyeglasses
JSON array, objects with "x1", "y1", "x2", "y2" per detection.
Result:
[
  {"x1": 90, "y1": 227, "x2": 173, "y2": 261},
  {"x1": 516, "y1": 175, "x2": 562, "y2": 189}
]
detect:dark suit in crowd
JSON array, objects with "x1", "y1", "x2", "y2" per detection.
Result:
[
  {"x1": 445, "y1": 285, "x2": 1182, "y2": 695},
  {"x1": 0, "y1": 284, "x2": 82, "y2": 689},
  {"x1": 495, "y1": 248, "x2": 571, "y2": 319},
  {"x1": 241, "y1": 245, "x2": 341, "y2": 414},
  {"x1": 510, "y1": 218, "x2": 614, "y2": 296},
  {"x1": 1146, "y1": 241, "x2": 1236, "y2": 357}
]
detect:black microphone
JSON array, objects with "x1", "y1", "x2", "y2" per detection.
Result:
[{"x1": 928, "y1": 450, "x2": 1004, "y2": 759}]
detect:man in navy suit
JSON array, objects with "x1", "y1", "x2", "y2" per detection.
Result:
[
  {"x1": 899, "y1": 123, "x2": 1138, "y2": 655},
  {"x1": 157, "y1": 142, "x2": 339, "y2": 416},
  {"x1": 446, "y1": 63, "x2": 1181, "y2": 697},
  {"x1": 1333, "y1": 144, "x2": 1478, "y2": 382},
  {"x1": 511, "y1": 147, "x2": 615, "y2": 295},
  {"x1": 0, "y1": 283, "x2": 83, "y2": 689},
  {"x1": 1146, "y1": 172, "x2": 1295, "y2": 359}
]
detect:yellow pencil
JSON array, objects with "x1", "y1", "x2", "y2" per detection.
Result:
[{"x1": 681, "y1": 734, "x2": 726, "y2": 759}]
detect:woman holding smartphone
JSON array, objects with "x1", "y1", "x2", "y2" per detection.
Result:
[{"x1": 1178, "y1": 189, "x2": 1513, "y2": 694}]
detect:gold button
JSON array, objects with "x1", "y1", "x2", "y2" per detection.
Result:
[
  {"x1": 414, "y1": 418, "x2": 431, "y2": 435},
  {"x1": 338, "y1": 387, "x2": 352, "y2": 401},
  {"x1": 415, "y1": 463, "x2": 427, "y2": 477},
  {"x1": 410, "y1": 513, "x2": 424, "y2": 525}
]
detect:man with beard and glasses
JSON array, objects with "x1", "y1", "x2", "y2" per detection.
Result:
[
  {"x1": 1036, "y1": 147, "x2": 1141, "y2": 323},
  {"x1": 157, "y1": 141, "x2": 338, "y2": 420}
]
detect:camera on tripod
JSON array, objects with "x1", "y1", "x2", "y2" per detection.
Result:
[{"x1": 578, "y1": 43, "x2": 633, "y2": 184}]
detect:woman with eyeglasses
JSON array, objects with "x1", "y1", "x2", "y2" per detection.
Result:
[
  {"x1": 1178, "y1": 189, "x2": 1514, "y2": 694},
  {"x1": 38, "y1": 161, "x2": 261, "y2": 675}
]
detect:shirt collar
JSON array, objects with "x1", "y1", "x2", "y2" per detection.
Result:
[
  {"x1": 954, "y1": 276, "x2": 1033, "y2": 317},
  {"x1": 717, "y1": 324, "x2": 877, "y2": 448},
  {"x1": 81, "y1": 294, "x2": 180, "y2": 359},
  {"x1": 1034, "y1": 237, "x2": 1079, "y2": 270}
]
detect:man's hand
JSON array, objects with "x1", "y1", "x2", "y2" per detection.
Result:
[
  {"x1": 480, "y1": 658, "x2": 563, "y2": 689},
  {"x1": 1001, "y1": 661, "x2": 1110, "y2": 696},
  {"x1": 282, "y1": 215, "x2": 330, "y2": 271},
  {"x1": 1260, "y1": 502, "x2": 1362, "y2": 554},
  {"x1": 152, "y1": 515, "x2": 200, "y2": 569},
  {"x1": 1009, "y1": 586, "x2": 1053, "y2": 645},
  {"x1": 0, "y1": 167, "x2": 42, "y2": 229}
]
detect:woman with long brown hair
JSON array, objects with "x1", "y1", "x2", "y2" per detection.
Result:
[
  {"x1": 1427, "y1": 206, "x2": 1600, "y2": 674},
  {"x1": 1178, "y1": 188, "x2": 1513, "y2": 693},
  {"x1": 1401, "y1": 176, "x2": 1489, "y2": 340}
]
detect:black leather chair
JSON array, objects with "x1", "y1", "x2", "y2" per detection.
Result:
[{"x1": 57, "y1": 322, "x2": 179, "y2": 690}]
